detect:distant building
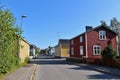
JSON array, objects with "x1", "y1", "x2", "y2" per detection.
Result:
[
  {"x1": 55, "y1": 39, "x2": 70, "y2": 58},
  {"x1": 30, "y1": 44, "x2": 36, "y2": 58},
  {"x1": 45, "y1": 46, "x2": 55, "y2": 56}
]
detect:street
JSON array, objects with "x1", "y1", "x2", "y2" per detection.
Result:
[{"x1": 33, "y1": 55, "x2": 120, "y2": 80}]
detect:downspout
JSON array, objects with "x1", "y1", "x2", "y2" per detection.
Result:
[
  {"x1": 85, "y1": 32, "x2": 88, "y2": 61},
  {"x1": 60, "y1": 43, "x2": 62, "y2": 57},
  {"x1": 116, "y1": 35, "x2": 119, "y2": 56}
]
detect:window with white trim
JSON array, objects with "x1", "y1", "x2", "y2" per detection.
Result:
[
  {"x1": 99, "y1": 30, "x2": 106, "y2": 40},
  {"x1": 80, "y1": 36, "x2": 83, "y2": 42},
  {"x1": 93, "y1": 45, "x2": 101, "y2": 55},
  {"x1": 71, "y1": 48, "x2": 74, "y2": 55},
  {"x1": 71, "y1": 40, "x2": 73, "y2": 45},
  {"x1": 80, "y1": 46, "x2": 83, "y2": 55}
]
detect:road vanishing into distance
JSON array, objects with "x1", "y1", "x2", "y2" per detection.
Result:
[{"x1": 34, "y1": 55, "x2": 120, "y2": 80}]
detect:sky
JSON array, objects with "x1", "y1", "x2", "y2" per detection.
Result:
[{"x1": 1, "y1": 0, "x2": 120, "y2": 49}]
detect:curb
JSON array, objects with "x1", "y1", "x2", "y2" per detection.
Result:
[
  {"x1": 75, "y1": 64, "x2": 120, "y2": 77},
  {"x1": 29, "y1": 64, "x2": 37, "y2": 80},
  {"x1": 67, "y1": 61, "x2": 120, "y2": 78}
]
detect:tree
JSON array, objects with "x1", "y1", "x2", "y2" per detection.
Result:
[
  {"x1": 100, "y1": 20, "x2": 107, "y2": 26},
  {"x1": 100, "y1": 17, "x2": 120, "y2": 57},
  {"x1": 110, "y1": 17, "x2": 120, "y2": 40},
  {"x1": 0, "y1": 6, "x2": 21, "y2": 74},
  {"x1": 35, "y1": 47, "x2": 40, "y2": 54}
]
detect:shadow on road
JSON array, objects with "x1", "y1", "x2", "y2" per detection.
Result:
[
  {"x1": 30, "y1": 58, "x2": 69, "y2": 65},
  {"x1": 29, "y1": 55, "x2": 120, "y2": 79},
  {"x1": 87, "y1": 73, "x2": 120, "y2": 79},
  {"x1": 68, "y1": 66, "x2": 120, "y2": 79}
]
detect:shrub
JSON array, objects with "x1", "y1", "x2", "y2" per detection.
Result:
[
  {"x1": 101, "y1": 41, "x2": 116, "y2": 59},
  {"x1": 66, "y1": 58, "x2": 83, "y2": 63},
  {"x1": 0, "y1": 6, "x2": 21, "y2": 75},
  {"x1": 25, "y1": 57, "x2": 31, "y2": 63}
]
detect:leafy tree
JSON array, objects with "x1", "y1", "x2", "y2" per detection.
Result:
[
  {"x1": 100, "y1": 20, "x2": 107, "y2": 26},
  {"x1": 0, "y1": 6, "x2": 21, "y2": 74},
  {"x1": 35, "y1": 47, "x2": 40, "y2": 54},
  {"x1": 100, "y1": 17, "x2": 120, "y2": 57},
  {"x1": 110, "y1": 17, "x2": 120, "y2": 40}
]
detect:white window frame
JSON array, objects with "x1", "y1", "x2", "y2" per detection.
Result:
[
  {"x1": 99, "y1": 30, "x2": 106, "y2": 40},
  {"x1": 71, "y1": 40, "x2": 73, "y2": 45},
  {"x1": 71, "y1": 48, "x2": 74, "y2": 55},
  {"x1": 93, "y1": 45, "x2": 101, "y2": 55},
  {"x1": 80, "y1": 46, "x2": 83, "y2": 55},
  {"x1": 80, "y1": 36, "x2": 83, "y2": 42}
]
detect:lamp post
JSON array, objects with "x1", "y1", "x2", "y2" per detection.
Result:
[
  {"x1": 21, "y1": 15, "x2": 27, "y2": 30},
  {"x1": 18, "y1": 15, "x2": 27, "y2": 59}
]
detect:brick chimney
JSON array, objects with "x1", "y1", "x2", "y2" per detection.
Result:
[{"x1": 86, "y1": 26, "x2": 93, "y2": 32}]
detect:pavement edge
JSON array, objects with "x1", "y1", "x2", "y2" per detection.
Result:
[
  {"x1": 75, "y1": 63, "x2": 120, "y2": 77},
  {"x1": 29, "y1": 64, "x2": 37, "y2": 80},
  {"x1": 66, "y1": 61, "x2": 120, "y2": 77}
]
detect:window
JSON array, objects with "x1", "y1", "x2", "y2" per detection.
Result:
[
  {"x1": 67, "y1": 50, "x2": 69, "y2": 54},
  {"x1": 80, "y1": 46, "x2": 83, "y2": 55},
  {"x1": 71, "y1": 48, "x2": 74, "y2": 55},
  {"x1": 71, "y1": 40, "x2": 73, "y2": 45},
  {"x1": 99, "y1": 30, "x2": 106, "y2": 40},
  {"x1": 93, "y1": 45, "x2": 101, "y2": 55},
  {"x1": 80, "y1": 36, "x2": 83, "y2": 42}
]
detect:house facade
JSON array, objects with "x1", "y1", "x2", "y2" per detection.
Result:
[
  {"x1": 55, "y1": 39, "x2": 70, "y2": 58},
  {"x1": 45, "y1": 46, "x2": 55, "y2": 56},
  {"x1": 70, "y1": 25, "x2": 118, "y2": 63},
  {"x1": 30, "y1": 44, "x2": 36, "y2": 58},
  {"x1": 19, "y1": 38, "x2": 30, "y2": 63}
]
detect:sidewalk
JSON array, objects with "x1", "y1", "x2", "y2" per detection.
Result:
[
  {"x1": 75, "y1": 63, "x2": 120, "y2": 77},
  {"x1": 2, "y1": 64, "x2": 36, "y2": 80}
]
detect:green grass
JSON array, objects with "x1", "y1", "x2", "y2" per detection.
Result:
[{"x1": 0, "y1": 62, "x2": 27, "y2": 80}]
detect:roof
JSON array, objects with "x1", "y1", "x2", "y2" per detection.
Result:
[
  {"x1": 58, "y1": 39, "x2": 70, "y2": 45},
  {"x1": 71, "y1": 24, "x2": 117, "y2": 40},
  {"x1": 16, "y1": 35, "x2": 30, "y2": 45},
  {"x1": 20, "y1": 37, "x2": 30, "y2": 45},
  {"x1": 30, "y1": 44, "x2": 36, "y2": 48}
]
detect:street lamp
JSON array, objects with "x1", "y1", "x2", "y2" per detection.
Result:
[
  {"x1": 21, "y1": 15, "x2": 27, "y2": 30},
  {"x1": 18, "y1": 15, "x2": 27, "y2": 59}
]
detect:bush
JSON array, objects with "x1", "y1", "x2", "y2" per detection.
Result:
[
  {"x1": 113, "y1": 59, "x2": 120, "y2": 68},
  {"x1": 66, "y1": 58, "x2": 83, "y2": 63},
  {"x1": 101, "y1": 41, "x2": 116, "y2": 59},
  {"x1": 25, "y1": 57, "x2": 31, "y2": 63},
  {"x1": 0, "y1": 6, "x2": 21, "y2": 75},
  {"x1": 115, "y1": 56, "x2": 120, "y2": 59}
]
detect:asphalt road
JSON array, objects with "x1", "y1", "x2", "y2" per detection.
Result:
[{"x1": 34, "y1": 55, "x2": 120, "y2": 80}]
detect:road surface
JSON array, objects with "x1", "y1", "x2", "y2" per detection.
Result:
[{"x1": 34, "y1": 55, "x2": 120, "y2": 80}]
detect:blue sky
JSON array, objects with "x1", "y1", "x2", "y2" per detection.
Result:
[{"x1": 1, "y1": 0, "x2": 120, "y2": 49}]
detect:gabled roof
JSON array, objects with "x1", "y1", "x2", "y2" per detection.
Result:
[
  {"x1": 71, "y1": 24, "x2": 117, "y2": 40},
  {"x1": 58, "y1": 39, "x2": 69, "y2": 45},
  {"x1": 21, "y1": 38, "x2": 30, "y2": 45}
]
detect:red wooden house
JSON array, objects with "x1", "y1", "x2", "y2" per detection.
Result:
[{"x1": 70, "y1": 25, "x2": 119, "y2": 63}]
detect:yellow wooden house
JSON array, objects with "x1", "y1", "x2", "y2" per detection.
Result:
[
  {"x1": 19, "y1": 38, "x2": 30, "y2": 63},
  {"x1": 54, "y1": 39, "x2": 70, "y2": 58}
]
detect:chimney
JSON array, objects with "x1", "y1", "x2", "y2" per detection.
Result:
[{"x1": 86, "y1": 26, "x2": 93, "y2": 32}]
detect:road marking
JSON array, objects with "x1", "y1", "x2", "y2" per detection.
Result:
[{"x1": 29, "y1": 64, "x2": 37, "y2": 80}]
